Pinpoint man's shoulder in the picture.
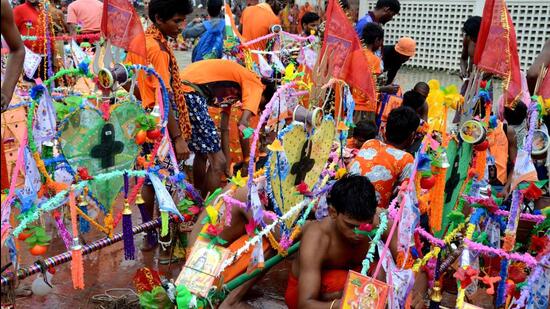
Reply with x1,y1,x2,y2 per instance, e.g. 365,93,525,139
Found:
301,219,331,247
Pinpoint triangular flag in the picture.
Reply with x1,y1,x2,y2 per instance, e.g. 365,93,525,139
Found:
101,0,146,64
474,0,522,106
321,0,377,105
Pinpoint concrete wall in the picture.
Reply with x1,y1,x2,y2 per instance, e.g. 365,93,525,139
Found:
359,0,550,72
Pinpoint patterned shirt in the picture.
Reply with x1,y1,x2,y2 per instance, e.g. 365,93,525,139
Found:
348,140,414,208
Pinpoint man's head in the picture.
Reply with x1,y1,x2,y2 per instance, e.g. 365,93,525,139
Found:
362,22,384,51
207,0,223,18
26,0,40,6
462,16,482,43
328,175,377,243
394,37,416,62
413,82,430,99
149,0,193,38
373,0,400,24
385,106,420,149
504,101,527,126
301,12,320,35
352,120,377,148
266,0,285,15
402,90,428,121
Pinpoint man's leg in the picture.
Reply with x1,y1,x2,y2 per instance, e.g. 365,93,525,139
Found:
140,184,157,251
204,150,227,196
193,153,208,196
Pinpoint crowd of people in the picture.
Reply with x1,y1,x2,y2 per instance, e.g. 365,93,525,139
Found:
1,0,549,308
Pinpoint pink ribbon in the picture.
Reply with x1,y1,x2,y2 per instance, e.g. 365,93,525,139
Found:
1,131,28,245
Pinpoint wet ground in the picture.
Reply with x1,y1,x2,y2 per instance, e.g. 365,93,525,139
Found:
2,52,477,308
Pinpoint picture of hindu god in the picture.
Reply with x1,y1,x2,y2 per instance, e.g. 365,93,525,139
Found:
325,36,351,76
461,121,483,143
532,130,549,154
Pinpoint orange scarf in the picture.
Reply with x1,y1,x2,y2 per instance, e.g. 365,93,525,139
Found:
145,25,191,140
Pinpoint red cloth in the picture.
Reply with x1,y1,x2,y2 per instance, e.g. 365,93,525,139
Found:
474,0,522,106
1,142,8,191
285,269,349,309
13,2,46,54
101,0,146,63
321,0,377,107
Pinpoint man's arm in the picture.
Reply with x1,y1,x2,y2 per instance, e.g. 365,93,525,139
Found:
527,39,550,95
1,0,25,112
66,5,78,35
182,18,206,39
459,39,469,79
220,110,231,176
297,225,336,309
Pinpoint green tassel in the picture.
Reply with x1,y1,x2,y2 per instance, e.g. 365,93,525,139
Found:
161,211,169,237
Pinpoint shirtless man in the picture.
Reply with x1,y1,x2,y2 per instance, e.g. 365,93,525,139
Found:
285,175,428,309
459,16,481,93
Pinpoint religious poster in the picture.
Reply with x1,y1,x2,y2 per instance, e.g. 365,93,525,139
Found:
341,271,389,309
175,239,230,297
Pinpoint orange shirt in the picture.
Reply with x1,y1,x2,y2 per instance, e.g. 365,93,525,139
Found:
352,48,381,112
348,140,414,208
127,36,172,108
240,3,280,51
13,2,46,54
180,59,265,114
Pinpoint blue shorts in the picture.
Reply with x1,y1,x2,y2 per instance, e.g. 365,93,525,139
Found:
185,93,221,154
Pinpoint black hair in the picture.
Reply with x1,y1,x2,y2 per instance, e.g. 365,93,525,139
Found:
148,0,193,23
207,0,223,17
353,120,378,141
385,106,420,145
374,0,401,13
362,22,384,45
463,16,482,42
327,175,377,221
413,82,430,97
504,101,528,126
260,79,277,110
301,12,320,27
402,90,426,112
339,0,350,10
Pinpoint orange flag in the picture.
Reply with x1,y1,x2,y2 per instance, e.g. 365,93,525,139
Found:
101,0,146,64
474,0,522,106
321,0,376,105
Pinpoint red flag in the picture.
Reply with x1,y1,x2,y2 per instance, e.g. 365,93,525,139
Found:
538,69,550,100
101,0,146,63
321,0,376,105
474,0,522,106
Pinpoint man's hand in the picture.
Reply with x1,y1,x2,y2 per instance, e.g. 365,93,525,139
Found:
409,272,428,309
459,69,469,80
380,84,399,95
174,136,190,161
1,92,10,113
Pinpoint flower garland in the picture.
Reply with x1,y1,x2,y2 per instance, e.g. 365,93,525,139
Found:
218,198,313,273
360,211,388,275
21,33,102,42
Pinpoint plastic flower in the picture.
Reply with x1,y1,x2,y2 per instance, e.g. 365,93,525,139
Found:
230,171,246,187
529,235,548,254
267,139,284,152
522,182,542,201
295,182,311,196
335,167,347,180
336,121,349,131
454,266,479,288
206,224,221,236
